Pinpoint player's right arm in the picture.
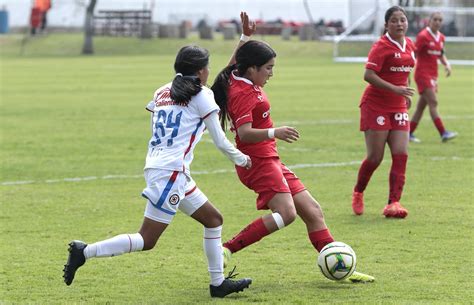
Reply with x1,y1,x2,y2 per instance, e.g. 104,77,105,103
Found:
227,11,256,66
237,123,299,144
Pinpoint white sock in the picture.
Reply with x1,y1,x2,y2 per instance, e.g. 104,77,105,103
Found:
203,226,225,286
83,233,144,259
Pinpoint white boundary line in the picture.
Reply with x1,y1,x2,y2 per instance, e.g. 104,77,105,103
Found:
1,157,471,187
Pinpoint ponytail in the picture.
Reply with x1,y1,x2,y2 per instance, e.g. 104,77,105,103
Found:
211,64,235,130
170,45,209,106
170,74,202,106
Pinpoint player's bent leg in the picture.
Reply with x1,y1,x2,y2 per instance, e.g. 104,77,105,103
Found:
292,191,326,232
223,193,294,256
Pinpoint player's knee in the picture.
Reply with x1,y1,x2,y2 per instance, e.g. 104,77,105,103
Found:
366,155,383,166
206,212,223,228
142,235,159,251
280,207,297,225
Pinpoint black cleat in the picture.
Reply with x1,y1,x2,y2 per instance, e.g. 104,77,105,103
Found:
63,240,87,286
210,266,252,298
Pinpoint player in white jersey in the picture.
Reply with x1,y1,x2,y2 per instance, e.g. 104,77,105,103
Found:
63,45,252,298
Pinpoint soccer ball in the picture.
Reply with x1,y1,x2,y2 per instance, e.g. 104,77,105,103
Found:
317,242,357,281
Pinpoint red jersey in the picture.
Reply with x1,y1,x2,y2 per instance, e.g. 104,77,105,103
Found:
227,71,278,158
415,27,445,78
360,33,416,112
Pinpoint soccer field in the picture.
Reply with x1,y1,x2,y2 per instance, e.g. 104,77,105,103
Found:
1,34,473,304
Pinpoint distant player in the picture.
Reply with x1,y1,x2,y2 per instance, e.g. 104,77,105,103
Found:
351,6,415,218
410,12,457,143
211,12,374,283
63,45,252,298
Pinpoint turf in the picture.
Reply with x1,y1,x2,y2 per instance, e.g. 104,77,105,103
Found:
1,33,473,304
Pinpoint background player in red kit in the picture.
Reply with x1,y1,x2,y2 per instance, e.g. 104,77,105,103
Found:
211,12,374,283
409,12,457,143
351,6,415,218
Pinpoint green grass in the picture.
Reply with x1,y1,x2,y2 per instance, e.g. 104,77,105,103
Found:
1,33,473,304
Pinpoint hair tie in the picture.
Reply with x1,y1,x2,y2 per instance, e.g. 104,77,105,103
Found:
176,73,183,77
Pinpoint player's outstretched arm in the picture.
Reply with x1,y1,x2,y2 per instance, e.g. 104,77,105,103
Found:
227,11,257,66
204,111,251,169
237,123,300,144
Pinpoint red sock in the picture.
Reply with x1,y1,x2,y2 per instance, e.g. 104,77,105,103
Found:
223,218,270,253
354,159,379,193
433,117,446,135
308,229,335,252
410,121,418,133
389,154,408,203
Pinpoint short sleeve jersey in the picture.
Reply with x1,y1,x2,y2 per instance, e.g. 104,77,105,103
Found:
360,33,416,112
144,84,219,174
227,71,278,158
415,27,445,78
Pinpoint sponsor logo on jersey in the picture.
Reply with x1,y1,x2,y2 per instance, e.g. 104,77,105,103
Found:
376,116,385,126
257,94,263,102
235,113,251,123
430,41,435,46
394,52,401,58
389,65,413,72
169,194,180,205
427,49,442,56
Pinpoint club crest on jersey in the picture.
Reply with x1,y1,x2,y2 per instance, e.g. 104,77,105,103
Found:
169,194,180,205
394,52,401,58
376,116,385,126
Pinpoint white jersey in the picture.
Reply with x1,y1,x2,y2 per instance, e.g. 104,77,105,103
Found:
144,83,219,174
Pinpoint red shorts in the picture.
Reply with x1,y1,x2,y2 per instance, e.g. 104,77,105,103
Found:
415,73,438,94
360,103,410,132
235,157,306,210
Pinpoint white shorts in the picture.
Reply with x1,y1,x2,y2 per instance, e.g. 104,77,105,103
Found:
142,169,208,224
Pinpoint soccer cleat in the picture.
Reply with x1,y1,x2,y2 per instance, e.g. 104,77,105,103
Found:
210,266,252,298
222,246,232,268
382,202,408,218
344,271,375,283
441,130,458,142
409,133,421,143
352,191,364,215
63,240,87,285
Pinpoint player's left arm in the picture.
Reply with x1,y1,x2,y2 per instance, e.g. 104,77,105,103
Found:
227,12,257,66
440,52,451,77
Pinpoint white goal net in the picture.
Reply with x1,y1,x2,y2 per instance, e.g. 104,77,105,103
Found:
333,0,474,65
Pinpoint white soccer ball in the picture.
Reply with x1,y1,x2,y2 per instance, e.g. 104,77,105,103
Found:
317,241,357,281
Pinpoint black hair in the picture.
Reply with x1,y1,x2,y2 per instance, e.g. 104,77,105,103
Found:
211,40,276,129
170,45,209,106
384,5,407,23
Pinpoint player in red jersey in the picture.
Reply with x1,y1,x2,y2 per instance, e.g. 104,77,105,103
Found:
211,12,374,283
351,6,415,218
410,12,457,143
